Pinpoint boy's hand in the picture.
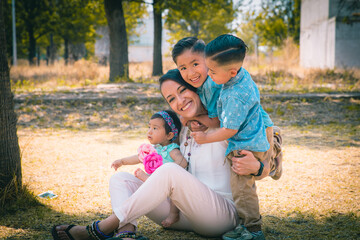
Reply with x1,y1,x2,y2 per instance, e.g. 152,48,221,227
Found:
111,159,123,171
189,120,208,132
190,131,208,144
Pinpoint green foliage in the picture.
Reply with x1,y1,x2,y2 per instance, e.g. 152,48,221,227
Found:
165,0,236,44
238,0,300,49
123,1,148,43
15,0,56,61
5,0,147,64
54,0,103,44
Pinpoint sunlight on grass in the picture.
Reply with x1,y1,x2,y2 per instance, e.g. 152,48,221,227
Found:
3,51,360,239
0,126,358,239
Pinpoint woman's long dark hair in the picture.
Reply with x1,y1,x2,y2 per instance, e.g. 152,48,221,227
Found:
159,69,197,93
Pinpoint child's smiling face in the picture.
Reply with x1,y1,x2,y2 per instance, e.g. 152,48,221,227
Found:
176,49,208,88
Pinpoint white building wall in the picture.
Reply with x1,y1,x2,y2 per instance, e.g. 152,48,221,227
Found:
300,0,360,69
300,0,331,68
128,46,152,62
300,0,329,29
300,16,335,68
95,11,171,63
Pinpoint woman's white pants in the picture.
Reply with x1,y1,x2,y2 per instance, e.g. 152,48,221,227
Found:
109,163,238,237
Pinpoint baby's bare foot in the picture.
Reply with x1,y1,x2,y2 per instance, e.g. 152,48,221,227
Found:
134,168,149,182
161,213,180,228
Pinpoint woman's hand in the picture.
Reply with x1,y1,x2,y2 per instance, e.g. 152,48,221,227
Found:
231,150,269,180
111,159,123,171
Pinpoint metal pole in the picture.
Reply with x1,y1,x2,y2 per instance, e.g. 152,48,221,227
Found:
12,0,17,66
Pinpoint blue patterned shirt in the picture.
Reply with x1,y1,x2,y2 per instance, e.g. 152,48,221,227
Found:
197,76,273,127
197,76,222,118
217,68,270,156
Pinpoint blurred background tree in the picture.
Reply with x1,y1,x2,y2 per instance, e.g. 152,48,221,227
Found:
4,0,302,81
237,0,300,52
165,0,236,44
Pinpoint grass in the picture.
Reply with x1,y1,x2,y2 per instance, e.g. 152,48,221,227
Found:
1,93,360,239
10,59,178,93
3,52,360,239
10,54,360,94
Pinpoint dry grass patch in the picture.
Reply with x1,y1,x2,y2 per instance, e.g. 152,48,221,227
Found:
0,124,359,239
10,59,177,93
10,57,360,94
2,84,360,239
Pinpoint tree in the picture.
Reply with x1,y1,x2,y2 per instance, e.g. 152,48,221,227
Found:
104,0,129,81
0,0,22,195
104,0,147,82
165,0,236,44
152,0,163,76
54,0,104,65
239,0,301,49
15,0,55,65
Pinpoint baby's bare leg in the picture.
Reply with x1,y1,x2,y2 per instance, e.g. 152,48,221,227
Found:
161,200,180,227
134,168,149,182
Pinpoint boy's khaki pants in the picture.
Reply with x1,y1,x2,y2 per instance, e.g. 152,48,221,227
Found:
226,127,277,232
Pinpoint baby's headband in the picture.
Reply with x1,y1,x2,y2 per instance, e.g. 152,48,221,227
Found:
157,111,178,141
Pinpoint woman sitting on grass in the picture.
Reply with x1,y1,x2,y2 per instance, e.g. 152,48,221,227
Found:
51,69,266,240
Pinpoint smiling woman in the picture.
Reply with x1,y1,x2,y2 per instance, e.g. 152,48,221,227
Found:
50,69,264,240
159,69,206,119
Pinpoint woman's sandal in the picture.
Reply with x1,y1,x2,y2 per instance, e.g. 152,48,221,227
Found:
51,221,116,240
51,222,148,240
51,224,77,240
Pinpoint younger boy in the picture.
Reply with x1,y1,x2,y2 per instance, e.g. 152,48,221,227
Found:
190,34,275,240
172,36,282,181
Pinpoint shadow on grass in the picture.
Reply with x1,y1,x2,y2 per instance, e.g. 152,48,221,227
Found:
0,186,102,240
1,187,359,240
0,186,215,240
263,211,360,240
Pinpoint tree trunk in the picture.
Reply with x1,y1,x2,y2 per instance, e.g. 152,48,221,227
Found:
104,0,129,82
36,46,40,66
49,33,56,65
152,0,163,76
28,27,36,65
64,37,69,65
0,0,22,193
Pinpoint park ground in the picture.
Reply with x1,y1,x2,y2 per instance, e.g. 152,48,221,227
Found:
1,62,360,239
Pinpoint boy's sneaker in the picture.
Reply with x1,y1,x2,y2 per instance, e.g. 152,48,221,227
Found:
222,225,253,240
271,126,283,180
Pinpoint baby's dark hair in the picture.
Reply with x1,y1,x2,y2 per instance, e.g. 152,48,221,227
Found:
205,34,248,66
172,37,206,64
151,110,182,140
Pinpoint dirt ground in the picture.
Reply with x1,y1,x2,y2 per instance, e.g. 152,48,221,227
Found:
1,87,360,239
